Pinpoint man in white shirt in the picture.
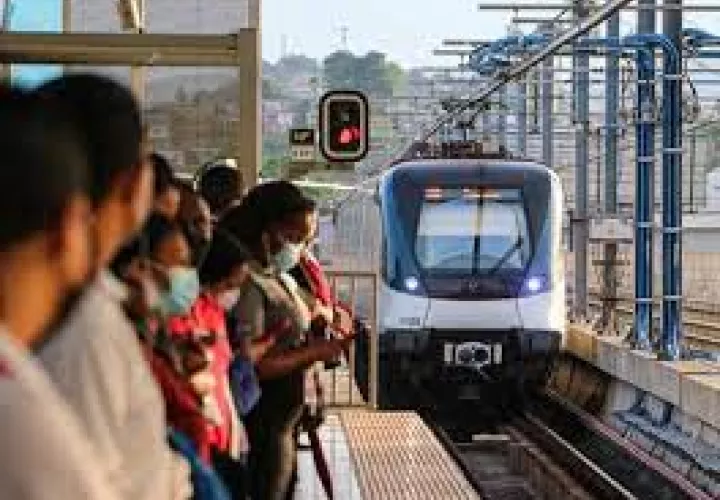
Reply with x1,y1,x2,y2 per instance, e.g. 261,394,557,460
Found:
0,86,121,499
36,74,191,500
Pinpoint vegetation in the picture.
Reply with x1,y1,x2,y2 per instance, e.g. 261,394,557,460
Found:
322,51,406,97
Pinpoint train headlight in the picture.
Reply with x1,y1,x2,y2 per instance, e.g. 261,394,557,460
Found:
404,276,420,292
525,276,544,293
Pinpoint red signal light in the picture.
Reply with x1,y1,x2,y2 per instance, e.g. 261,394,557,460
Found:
338,126,361,145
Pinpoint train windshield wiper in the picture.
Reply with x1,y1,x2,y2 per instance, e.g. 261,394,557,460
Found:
484,235,524,276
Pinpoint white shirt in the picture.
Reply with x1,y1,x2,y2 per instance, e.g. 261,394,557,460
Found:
39,270,190,500
0,328,121,500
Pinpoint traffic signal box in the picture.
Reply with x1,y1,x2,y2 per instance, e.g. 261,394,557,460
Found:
319,90,369,163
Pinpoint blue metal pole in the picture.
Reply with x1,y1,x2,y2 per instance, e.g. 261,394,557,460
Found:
632,0,656,349
624,33,683,359
633,48,655,350
660,36,683,360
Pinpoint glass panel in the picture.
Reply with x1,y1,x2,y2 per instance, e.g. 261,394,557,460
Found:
415,188,530,274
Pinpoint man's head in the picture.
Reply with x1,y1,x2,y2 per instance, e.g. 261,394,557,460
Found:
196,161,243,216
0,86,92,346
150,152,180,219
37,73,153,269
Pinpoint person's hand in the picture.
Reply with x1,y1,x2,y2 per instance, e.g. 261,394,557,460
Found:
189,369,216,395
310,337,346,363
332,307,354,337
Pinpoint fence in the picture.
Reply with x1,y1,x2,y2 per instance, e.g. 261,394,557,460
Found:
308,269,379,410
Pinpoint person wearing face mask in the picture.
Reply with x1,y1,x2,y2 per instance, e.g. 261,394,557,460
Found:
112,222,218,464
35,74,192,500
218,181,356,500
0,85,124,499
196,228,257,499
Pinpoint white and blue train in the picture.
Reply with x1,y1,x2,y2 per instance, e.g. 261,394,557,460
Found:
359,156,566,408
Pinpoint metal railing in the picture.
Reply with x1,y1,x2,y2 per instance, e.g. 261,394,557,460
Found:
307,269,379,410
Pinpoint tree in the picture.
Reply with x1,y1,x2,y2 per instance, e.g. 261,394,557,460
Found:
322,51,357,91
322,50,405,98
276,55,319,76
262,78,284,100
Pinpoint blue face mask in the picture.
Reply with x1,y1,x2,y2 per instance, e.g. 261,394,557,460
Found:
271,241,304,273
161,266,201,317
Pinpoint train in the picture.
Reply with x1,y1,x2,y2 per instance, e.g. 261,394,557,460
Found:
346,149,566,409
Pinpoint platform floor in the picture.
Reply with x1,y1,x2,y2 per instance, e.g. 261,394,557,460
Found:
295,411,478,500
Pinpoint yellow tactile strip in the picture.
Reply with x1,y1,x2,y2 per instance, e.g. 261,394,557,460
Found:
340,411,479,499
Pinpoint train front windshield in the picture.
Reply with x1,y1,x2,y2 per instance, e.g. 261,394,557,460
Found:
415,188,531,275
381,168,553,299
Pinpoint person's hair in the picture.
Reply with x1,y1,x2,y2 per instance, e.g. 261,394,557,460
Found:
111,213,183,275
150,152,176,197
198,228,252,286
36,73,143,205
138,213,185,259
197,164,242,215
217,180,316,252
0,85,89,251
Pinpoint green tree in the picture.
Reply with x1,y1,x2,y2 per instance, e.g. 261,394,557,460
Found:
322,50,405,98
262,78,285,100
322,51,357,91
276,55,319,76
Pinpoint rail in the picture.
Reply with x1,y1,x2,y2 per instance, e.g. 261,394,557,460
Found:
587,292,720,351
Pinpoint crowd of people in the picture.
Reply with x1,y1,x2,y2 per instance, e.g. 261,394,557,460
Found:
0,73,359,500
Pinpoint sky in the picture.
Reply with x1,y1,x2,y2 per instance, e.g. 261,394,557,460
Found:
261,0,512,67
8,0,62,86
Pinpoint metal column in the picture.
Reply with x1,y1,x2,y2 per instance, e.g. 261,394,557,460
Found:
573,0,591,319
518,77,528,156
602,12,620,332
634,0,656,349
482,108,492,141
661,0,683,360
499,84,507,150
541,56,553,168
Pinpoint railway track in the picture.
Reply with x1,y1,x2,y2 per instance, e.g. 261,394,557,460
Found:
426,391,711,499
588,294,720,351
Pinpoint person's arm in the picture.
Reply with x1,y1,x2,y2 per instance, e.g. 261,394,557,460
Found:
234,284,354,379
254,336,353,380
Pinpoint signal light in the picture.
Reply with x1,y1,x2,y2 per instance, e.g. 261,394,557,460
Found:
319,90,369,162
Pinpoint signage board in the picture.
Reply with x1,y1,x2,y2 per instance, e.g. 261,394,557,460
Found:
289,128,316,163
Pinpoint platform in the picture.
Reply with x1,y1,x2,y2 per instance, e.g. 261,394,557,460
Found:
565,323,720,430
295,411,478,499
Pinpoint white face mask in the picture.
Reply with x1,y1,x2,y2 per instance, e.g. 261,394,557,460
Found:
271,241,304,272
218,288,241,311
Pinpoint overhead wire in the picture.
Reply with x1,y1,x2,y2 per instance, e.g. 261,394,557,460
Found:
334,0,637,209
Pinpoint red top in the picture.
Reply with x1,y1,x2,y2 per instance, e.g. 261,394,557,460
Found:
299,253,334,307
139,342,215,463
166,294,234,454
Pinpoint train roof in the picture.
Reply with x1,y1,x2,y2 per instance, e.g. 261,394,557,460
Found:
382,158,554,184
